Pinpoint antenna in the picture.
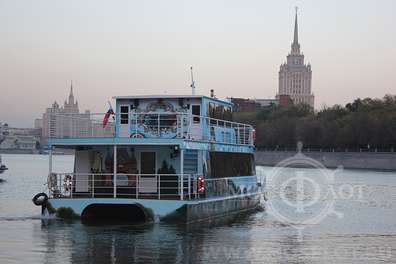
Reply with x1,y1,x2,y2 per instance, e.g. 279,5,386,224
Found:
190,66,196,95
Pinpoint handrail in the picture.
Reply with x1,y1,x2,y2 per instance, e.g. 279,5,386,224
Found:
48,173,259,201
46,112,254,146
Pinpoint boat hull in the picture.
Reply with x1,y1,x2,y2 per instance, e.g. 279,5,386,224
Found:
47,193,261,223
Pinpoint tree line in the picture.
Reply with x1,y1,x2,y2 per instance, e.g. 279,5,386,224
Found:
234,95,396,151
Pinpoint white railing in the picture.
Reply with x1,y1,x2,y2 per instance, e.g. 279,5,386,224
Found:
47,173,259,200
46,113,115,139
47,112,254,146
129,112,253,145
48,173,197,200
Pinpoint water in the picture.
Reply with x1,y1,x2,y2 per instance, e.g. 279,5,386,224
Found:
1,154,396,263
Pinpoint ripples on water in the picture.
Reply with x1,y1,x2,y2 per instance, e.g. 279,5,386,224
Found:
1,154,396,263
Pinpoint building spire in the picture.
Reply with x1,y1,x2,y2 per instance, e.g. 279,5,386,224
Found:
293,6,299,45
68,80,74,104
70,80,73,97
291,6,301,55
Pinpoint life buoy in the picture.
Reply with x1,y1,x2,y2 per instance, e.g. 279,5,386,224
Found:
197,176,205,193
63,175,72,192
32,192,48,206
130,133,144,138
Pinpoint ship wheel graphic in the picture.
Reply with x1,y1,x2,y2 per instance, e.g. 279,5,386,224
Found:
265,142,343,232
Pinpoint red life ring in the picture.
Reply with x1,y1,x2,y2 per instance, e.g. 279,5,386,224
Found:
197,176,205,193
63,175,72,192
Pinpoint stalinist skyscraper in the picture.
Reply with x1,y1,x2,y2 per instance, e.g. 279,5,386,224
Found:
278,8,314,108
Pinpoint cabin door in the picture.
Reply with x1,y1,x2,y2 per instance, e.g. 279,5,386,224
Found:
74,150,91,193
119,105,130,137
139,152,157,193
190,104,202,140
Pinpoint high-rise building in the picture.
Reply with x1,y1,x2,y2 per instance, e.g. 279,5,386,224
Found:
42,82,91,143
278,8,314,108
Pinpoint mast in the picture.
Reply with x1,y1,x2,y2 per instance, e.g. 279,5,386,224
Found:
190,66,196,95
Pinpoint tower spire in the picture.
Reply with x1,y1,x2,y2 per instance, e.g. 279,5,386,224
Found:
70,80,73,96
293,6,299,45
291,6,301,55
68,80,74,104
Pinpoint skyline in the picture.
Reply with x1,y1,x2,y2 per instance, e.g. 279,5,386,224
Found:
0,0,395,127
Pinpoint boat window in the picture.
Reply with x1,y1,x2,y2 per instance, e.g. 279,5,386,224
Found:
116,147,137,174
208,103,215,118
223,106,233,122
184,149,198,174
120,106,129,124
192,105,200,123
208,103,217,125
209,152,255,178
207,104,233,122
215,105,224,125
120,106,129,113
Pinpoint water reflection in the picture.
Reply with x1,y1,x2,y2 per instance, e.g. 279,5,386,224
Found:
39,213,257,264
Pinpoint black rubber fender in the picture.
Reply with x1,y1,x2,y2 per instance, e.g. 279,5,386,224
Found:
32,192,48,206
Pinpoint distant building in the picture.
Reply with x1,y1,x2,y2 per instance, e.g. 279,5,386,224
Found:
278,94,294,107
278,8,314,108
0,123,8,145
230,98,261,112
42,82,91,144
254,99,279,108
0,123,41,151
0,135,38,150
230,98,281,112
34,118,43,129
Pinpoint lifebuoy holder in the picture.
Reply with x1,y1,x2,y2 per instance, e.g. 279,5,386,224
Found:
63,175,72,192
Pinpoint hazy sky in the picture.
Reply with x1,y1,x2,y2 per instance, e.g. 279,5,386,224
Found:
0,0,395,127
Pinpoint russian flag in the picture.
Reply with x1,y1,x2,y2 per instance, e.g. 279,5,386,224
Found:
103,102,115,128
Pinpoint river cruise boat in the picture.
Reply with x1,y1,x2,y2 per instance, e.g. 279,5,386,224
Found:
35,95,261,222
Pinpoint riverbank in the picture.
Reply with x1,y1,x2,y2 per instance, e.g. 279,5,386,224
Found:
254,151,396,171
0,149,74,155
0,149,40,154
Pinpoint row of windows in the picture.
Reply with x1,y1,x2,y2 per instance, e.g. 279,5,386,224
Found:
208,152,255,178
119,103,233,125
208,103,233,122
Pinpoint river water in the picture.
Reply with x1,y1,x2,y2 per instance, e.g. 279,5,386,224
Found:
0,154,396,263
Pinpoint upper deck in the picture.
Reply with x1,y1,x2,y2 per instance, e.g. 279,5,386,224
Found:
47,95,254,152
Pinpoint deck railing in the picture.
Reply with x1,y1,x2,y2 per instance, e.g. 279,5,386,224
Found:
129,112,253,145
46,112,254,146
45,113,116,139
47,173,259,200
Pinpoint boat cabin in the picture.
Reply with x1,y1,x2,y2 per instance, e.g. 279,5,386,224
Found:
47,95,256,201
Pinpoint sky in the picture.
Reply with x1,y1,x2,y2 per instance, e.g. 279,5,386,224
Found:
0,0,395,127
